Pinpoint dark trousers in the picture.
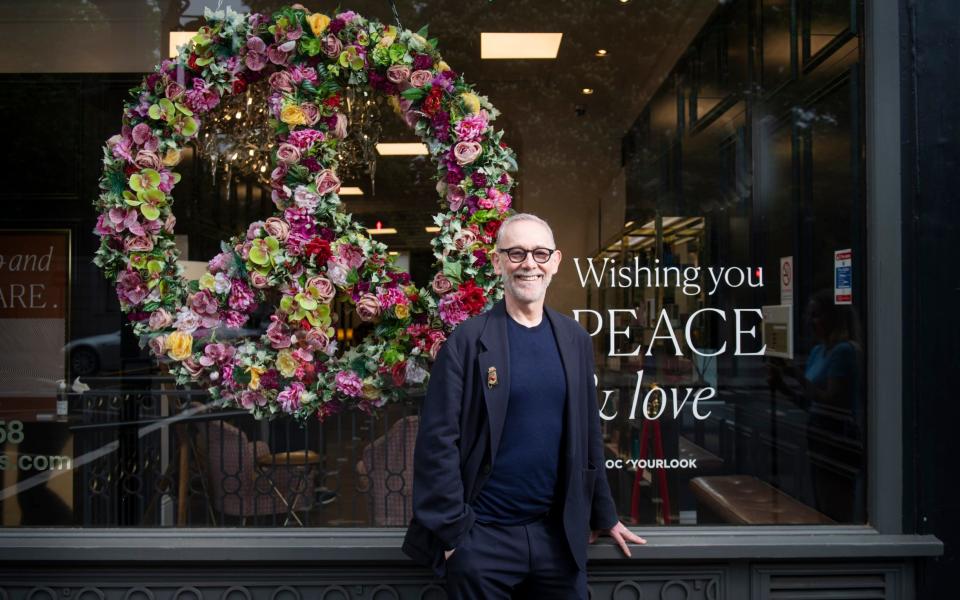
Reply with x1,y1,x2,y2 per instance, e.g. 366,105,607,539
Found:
444,515,587,599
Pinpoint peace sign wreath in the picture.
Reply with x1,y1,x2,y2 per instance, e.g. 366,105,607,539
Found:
94,5,515,421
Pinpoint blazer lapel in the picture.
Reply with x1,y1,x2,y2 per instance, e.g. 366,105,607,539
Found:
546,306,580,466
478,301,511,464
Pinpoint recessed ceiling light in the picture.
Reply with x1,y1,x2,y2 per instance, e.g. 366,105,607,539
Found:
581,88,595,95
369,220,397,235
168,31,197,58
618,0,631,4
388,251,399,256
481,32,563,59
595,49,608,57
339,186,364,196
425,226,441,233
376,142,429,156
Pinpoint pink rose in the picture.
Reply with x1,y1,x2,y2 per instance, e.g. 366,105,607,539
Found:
330,113,348,139
488,188,512,211
477,196,495,210
165,82,185,100
148,335,167,357
356,293,381,322
268,71,296,92
264,217,290,241
322,34,342,58
124,236,154,252
454,229,478,252
276,143,301,164
431,272,453,295
148,308,173,330
249,271,270,288
301,102,320,125
306,276,336,303
315,169,341,196
447,186,466,211
453,141,482,165
409,70,432,87
182,358,204,377
386,65,411,83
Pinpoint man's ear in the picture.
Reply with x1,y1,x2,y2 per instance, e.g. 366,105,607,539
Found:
491,249,502,275
552,249,562,270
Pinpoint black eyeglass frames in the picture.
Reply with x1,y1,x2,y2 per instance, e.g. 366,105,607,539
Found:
497,247,556,264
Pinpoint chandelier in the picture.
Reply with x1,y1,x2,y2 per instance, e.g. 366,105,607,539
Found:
193,79,384,192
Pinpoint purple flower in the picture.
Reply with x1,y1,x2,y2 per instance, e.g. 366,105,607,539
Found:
184,78,220,113
455,112,489,143
224,310,248,328
431,110,451,142
438,294,469,327
335,370,363,397
413,53,433,71
116,269,149,307
329,18,346,34
266,315,292,349
471,172,487,188
277,382,305,413
228,279,255,312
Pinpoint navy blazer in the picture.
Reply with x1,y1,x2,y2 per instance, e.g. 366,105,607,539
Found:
402,300,619,577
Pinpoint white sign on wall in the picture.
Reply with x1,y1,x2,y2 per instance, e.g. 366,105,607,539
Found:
834,249,852,305
780,256,793,305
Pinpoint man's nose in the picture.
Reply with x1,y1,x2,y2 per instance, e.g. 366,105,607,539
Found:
520,252,538,268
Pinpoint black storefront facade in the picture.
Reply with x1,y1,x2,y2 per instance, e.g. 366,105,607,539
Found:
0,0,956,597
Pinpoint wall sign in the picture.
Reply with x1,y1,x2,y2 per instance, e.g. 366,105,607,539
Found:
834,249,852,305
0,229,70,421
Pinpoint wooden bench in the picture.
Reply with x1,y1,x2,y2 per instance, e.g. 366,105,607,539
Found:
689,475,834,525
678,437,724,472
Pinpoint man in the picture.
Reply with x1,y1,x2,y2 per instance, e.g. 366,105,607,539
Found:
402,213,646,598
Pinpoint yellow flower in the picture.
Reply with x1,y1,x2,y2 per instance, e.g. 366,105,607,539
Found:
280,104,307,126
388,96,402,116
276,349,298,378
362,381,380,400
306,13,330,37
162,147,182,167
166,331,193,361
437,60,451,72
198,272,216,291
247,365,264,390
394,303,410,320
461,92,481,114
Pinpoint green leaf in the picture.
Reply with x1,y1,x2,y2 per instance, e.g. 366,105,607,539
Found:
401,87,427,101
443,259,462,282
233,368,251,387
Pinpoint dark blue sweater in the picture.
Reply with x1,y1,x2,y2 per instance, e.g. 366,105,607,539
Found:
471,313,567,525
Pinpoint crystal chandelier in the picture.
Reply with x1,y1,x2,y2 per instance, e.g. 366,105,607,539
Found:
193,79,384,191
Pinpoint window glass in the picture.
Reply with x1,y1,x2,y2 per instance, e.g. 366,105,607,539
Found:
0,0,865,527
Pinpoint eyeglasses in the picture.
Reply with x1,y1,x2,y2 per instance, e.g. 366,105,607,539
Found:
498,247,556,264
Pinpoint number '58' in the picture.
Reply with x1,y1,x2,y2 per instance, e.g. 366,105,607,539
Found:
0,420,24,444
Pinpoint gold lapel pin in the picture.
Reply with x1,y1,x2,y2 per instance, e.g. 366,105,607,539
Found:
487,366,498,389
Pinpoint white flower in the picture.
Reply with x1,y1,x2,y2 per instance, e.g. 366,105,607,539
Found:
214,272,232,294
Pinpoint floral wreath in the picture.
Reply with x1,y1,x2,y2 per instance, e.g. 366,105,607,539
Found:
94,5,515,421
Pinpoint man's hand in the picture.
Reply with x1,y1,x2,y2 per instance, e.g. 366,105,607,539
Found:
589,521,647,557
444,548,456,560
